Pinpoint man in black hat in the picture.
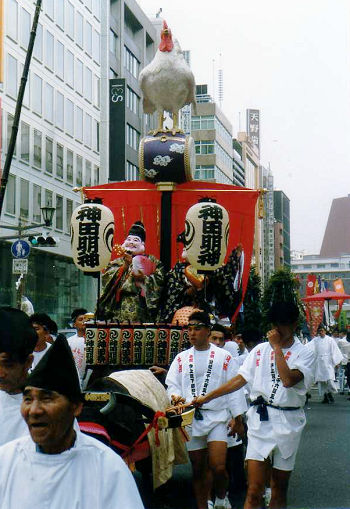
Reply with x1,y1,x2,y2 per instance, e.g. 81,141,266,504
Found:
0,307,37,445
0,335,144,509
99,220,164,322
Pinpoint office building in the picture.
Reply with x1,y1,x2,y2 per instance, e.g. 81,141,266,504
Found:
274,190,291,269
320,195,350,257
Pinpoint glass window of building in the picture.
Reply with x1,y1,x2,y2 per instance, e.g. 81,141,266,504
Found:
55,195,63,230
21,122,30,162
66,150,74,184
109,68,118,79
195,140,214,155
45,189,53,208
85,22,92,55
126,87,139,115
45,0,54,19
56,40,64,79
56,143,64,179
84,114,92,147
45,83,54,123
45,31,54,70
56,91,64,129
76,106,83,141
66,199,73,233
7,0,18,41
7,54,17,98
76,155,83,186
20,179,29,219
7,114,16,156
56,1,64,29
32,74,42,115
93,75,100,108
92,0,101,19
110,29,118,56
93,165,99,185
94,120,100,152
33,23,43,61
66,50,74,88
5,174,16,215
20,63,30,107
20,7,31,49
194,165,215,180
85,0,92,11
124,46,139,78
65,99,74,136
33,129,42,168
126,124,140,150
76,11,83,48
126,161,138,180
33,185,42,223
75,59,83,95
85,160,91,186
93,30,100,64
66,2,74,39
84,67,92,102
45,137,53,174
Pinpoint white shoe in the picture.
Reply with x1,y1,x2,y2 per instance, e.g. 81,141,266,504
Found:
264,487,272,506
208,501,214,509
214,495,232,509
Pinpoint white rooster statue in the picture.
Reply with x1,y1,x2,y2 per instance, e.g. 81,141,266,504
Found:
139,20,196,134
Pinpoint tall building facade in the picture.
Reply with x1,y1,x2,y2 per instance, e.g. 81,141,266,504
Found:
261,165,275,284
320,195,350,257
273,190,291,269
0,0,102,323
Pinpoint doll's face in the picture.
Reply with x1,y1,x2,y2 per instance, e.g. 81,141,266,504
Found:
122,235,145,255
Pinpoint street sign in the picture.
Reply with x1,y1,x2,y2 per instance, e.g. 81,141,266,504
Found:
12,258,28,274
11,239,31,258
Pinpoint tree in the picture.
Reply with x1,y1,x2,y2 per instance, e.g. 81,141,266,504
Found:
237,266,263,341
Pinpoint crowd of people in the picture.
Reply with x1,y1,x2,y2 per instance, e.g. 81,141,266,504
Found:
0,302,349,509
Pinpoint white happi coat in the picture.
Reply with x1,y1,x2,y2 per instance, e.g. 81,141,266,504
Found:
166,344,247,437
238,340,315,459
0,430,144,509
0,391,28,446
306,335,343,382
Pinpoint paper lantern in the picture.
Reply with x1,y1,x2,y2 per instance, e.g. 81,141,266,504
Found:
71,202,115,272
184,200,229,272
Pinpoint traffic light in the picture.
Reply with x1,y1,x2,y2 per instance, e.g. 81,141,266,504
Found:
28,235,58,247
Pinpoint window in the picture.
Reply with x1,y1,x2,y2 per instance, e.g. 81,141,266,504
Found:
92,0,101,19
85,161,91,186
7,0,18,41
195,140,214,155
45,83,54,123
126,161,138,181
55,195,63,230
76,155,83,186
109,68,118,79
93,166,99,185
93,120,100,152
76,11,83,48
93,30,100,64
56,144,64,178
20,179,29,219
45,137,53,174
85,22,92,55
84,67,92,102
66,50,74,88
21,122,30,162
56,40,64,79
33,130,42,168
33,23,43,61
7,114,16,156
126,124,140,150
32,74,42,115
85,0,92,11
45,189,53,208
126,87,139,115
56,1,64,29
45,31,54,70
124,46,139,78
65,99,74,136
84,113,92,147
66,2,74,39
5,174,16,215
110,29,118,56
191,115,215,130
75,60,83,95
75,107,83,141
194,165,215,180
7,54,17,98
93,75,100,108
45,0,54,19
33,185,42,223
20,8,31,49
66,199,73,233
67,150,73,184
56,91,64,129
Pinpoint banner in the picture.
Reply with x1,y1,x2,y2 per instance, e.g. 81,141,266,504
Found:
306,274,316,296
333,278,345,320
304,300,324,338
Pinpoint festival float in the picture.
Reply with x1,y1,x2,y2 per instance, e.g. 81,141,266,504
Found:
70,21,263,487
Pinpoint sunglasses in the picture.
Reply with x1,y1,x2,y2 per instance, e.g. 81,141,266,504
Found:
187,323,208,331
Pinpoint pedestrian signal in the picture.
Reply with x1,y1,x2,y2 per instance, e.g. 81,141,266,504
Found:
28,235,58,247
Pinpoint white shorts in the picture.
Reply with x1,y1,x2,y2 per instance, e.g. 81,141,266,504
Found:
246,441,297,471
186,422,228,452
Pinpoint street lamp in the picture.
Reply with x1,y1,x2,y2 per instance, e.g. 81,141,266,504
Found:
41,206,56,227
0,207,56,240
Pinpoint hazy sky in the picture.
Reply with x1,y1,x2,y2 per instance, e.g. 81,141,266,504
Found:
137,0,350,254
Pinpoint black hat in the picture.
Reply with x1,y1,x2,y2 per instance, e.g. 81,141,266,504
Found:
25,334,82,402
0,307,37,361
128,221,146,242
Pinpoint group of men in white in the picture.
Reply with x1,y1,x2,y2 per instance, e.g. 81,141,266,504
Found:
0,302,348,509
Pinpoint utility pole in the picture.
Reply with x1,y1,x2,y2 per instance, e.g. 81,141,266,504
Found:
0,0,42,217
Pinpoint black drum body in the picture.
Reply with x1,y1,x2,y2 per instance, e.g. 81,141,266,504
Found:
139,131,195,183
